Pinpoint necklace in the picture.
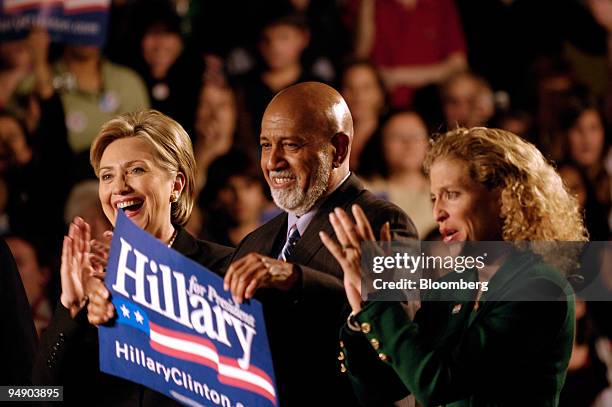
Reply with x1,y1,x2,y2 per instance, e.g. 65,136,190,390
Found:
167,228,178,248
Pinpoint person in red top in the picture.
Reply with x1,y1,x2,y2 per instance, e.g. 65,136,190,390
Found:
353,0,468,108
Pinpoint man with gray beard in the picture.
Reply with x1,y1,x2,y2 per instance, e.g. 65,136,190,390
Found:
223,82,417,406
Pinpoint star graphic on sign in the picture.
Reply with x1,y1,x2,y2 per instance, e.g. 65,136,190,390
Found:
134,310,144,324
120,304,130,318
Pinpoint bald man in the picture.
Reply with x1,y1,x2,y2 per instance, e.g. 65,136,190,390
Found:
224,82,417,406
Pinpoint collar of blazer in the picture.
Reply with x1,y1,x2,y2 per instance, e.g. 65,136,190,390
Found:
467,248,543,321
171,226,200,258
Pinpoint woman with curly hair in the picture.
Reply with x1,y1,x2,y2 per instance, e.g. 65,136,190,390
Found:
320,127,588,406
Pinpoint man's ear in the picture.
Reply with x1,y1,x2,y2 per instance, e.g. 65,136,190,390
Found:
330,132,350,168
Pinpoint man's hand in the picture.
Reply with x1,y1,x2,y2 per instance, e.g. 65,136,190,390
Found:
224,254,301,303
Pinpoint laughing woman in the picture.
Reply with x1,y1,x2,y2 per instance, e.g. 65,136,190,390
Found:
32,110,233,405
321,127,588,406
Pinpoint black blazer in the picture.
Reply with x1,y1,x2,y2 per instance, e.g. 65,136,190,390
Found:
0,238,37,385
228,174,418,406
32,228,233,406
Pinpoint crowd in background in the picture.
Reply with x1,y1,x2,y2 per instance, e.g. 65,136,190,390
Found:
1,0,611,405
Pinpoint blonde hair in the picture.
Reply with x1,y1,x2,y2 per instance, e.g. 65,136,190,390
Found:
424,127,588,272
90,110,196,225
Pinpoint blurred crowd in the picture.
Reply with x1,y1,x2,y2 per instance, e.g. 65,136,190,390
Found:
1,0,611,405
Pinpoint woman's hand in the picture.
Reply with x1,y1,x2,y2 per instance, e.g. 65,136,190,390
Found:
87,230,115,326
87,278,115,326
319,205,391,314
90,230,113,279
59,217,93,318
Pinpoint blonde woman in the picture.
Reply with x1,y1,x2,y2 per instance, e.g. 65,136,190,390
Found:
321,127,588,406
33,110,233,405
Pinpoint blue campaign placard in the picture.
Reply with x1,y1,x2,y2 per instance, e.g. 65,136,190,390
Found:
99,211,278,407
0,0,110,45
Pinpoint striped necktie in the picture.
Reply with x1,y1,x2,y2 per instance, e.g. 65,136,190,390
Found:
279,225,301,261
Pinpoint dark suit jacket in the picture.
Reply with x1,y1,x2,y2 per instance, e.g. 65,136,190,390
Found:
0,238,37,385
341,249,575,407
32,228,233,406
228,174,417,406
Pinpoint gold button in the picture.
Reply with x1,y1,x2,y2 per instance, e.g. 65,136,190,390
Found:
338,352,345,361
340,363,347,373
360,322,371,334
339,340,344,348
378,353,388,362
370,338,380,350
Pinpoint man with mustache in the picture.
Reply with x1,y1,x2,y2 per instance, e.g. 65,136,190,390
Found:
224,81,417,406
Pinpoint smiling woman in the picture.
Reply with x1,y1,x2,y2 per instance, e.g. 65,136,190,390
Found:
90,112,194,244
32,110,234,406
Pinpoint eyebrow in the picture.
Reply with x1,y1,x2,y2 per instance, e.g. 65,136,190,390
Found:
98,160,148,171
259,135,307,143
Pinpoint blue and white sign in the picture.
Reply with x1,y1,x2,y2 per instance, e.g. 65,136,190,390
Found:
0,0,110,45
99,211,278,407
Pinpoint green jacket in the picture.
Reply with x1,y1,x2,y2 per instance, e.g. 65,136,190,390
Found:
340,250,575,407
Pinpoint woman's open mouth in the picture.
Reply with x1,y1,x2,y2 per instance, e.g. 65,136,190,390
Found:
442,229,460,243
116,199,144,217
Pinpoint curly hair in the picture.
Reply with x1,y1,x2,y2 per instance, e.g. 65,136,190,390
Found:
424,127,588,273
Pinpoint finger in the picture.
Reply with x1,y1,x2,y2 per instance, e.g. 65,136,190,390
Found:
90,254,108,267
329,212,350,247
231,259,264,303
87,279,110,300
380,222,391,242
71,220,83,256
319,231,347,265
69,223,83,264
334,207,361,249
352,204,376,241
90,269,107,279
60,236,72,290
93,237,111,253
224,255,253,291
380,222,392,255
321,232,362,290
88,301,115,325
81,220,91,254
103,230,113,243
244,268,269,299
231,258,266,303
90,251,108,269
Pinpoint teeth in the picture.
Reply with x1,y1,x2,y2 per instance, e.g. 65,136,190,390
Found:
116,200,141,209
273,177,293,185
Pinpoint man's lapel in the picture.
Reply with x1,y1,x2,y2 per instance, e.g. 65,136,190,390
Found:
260,213,289,258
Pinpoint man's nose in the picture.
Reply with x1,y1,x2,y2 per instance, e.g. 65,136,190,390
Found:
264,144,286,171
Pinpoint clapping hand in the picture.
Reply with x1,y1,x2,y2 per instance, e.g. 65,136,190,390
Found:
86,231,115,326
319,205,390,314
59,217,93,318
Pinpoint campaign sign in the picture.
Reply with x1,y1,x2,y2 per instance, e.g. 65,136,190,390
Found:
0,0,110,45
99,211,277,407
